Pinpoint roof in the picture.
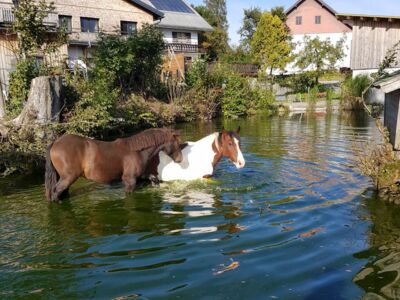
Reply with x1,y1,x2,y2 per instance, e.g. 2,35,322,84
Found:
128,0,164,19
336,13,400,21
373,70,400,94
143,0,213,32
285,0,337,16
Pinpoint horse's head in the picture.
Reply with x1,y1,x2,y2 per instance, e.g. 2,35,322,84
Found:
217,127,245,169
161,131,183,163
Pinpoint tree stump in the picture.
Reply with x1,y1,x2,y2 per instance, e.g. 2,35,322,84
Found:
13,76,63,127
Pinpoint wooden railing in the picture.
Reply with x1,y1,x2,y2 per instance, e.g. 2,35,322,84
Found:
0,5,58,26
166,43,204,53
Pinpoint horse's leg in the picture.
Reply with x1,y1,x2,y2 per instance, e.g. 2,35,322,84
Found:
149,174,160,186
122,174,137,193
52,175,77,202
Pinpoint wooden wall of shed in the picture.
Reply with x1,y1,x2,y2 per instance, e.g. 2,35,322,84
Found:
351,20,400,70
384,89,400,150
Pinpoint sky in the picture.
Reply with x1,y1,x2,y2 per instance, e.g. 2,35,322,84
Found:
187,0,400,45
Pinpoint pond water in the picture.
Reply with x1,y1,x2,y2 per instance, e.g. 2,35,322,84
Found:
1,112,399,299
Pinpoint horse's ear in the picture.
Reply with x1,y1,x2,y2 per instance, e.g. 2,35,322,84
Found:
236,126,241,134
221,127,227,134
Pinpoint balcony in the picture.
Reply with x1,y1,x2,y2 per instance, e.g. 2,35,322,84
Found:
166,43,204,54
0,4,58,26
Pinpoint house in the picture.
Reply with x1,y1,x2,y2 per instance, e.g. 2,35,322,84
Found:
336,14,400,77
143,0,213,79
0,0,212,98
284,0,352,74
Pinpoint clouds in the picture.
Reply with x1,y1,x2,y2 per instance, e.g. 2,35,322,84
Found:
187,0,400,45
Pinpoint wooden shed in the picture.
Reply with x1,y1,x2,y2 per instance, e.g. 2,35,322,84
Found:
374,71,400,149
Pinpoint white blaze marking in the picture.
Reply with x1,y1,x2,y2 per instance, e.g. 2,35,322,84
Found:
233,137,245,169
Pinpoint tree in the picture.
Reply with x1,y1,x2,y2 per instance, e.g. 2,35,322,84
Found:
194,5,229,61
204,0,228,30
6,0,67,117
295,36,345,85
238,7,262,51
270,6,290,34
250,12,292,80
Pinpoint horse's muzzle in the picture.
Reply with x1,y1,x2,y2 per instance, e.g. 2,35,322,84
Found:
234,159,245,169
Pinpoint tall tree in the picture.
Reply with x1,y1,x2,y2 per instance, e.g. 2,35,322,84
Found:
194,5,229,61
238,7,262,51
295,36,345,85
251,12,292,79
204,0,228,30
270,6,290,34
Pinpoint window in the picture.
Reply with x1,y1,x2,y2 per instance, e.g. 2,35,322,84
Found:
121,21,137,35
80,17,99,33
296,16,302,25
315,16,321,24
172,32,191,44
59,15,72,33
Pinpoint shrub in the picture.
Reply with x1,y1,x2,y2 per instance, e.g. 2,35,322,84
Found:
63,69,120,137
342,75,371,98
222,73,252,118
341,75,371,110
94,24,165,98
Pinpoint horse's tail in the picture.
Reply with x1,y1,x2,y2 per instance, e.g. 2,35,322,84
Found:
45,143,58,201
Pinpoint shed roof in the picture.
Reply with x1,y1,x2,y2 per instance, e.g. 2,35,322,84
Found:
373,71,400,94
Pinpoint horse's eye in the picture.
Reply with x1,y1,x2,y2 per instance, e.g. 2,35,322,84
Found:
229,142,233,146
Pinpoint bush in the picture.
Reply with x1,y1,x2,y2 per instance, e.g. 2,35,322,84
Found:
222,73,252,118
94,24,165,98
279,71,317,93
341,75,371,111
63,69,120,137
342,75,371,98
7,59,39,117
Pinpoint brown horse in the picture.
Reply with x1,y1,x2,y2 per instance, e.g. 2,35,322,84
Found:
45,128,183,201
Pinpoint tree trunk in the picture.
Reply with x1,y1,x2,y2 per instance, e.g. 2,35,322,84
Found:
13,76,63,127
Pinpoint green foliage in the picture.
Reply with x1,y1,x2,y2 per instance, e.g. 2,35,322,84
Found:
238,7,262,51
374,41,400,80
7,59,38,117
63,70,120,137
204,0,228,30
222,46,253,64
194,5,229,61
185,58,228,90
222,73,252,118
94,24,165,98
12,0,67,59
295,36,345,85
250,12,292,78
342,75,371,98
279,72,317,93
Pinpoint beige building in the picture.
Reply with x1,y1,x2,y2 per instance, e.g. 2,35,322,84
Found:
0,0,211,98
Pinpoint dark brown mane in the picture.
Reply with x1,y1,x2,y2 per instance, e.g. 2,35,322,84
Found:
123,128,179,151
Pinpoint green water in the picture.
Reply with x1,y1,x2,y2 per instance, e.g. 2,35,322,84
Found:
0,112,397,299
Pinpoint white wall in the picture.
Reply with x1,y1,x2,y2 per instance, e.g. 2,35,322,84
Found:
282,32,352,75
161,29,198,45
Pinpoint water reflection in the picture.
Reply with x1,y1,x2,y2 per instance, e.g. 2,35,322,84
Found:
354,192,400,299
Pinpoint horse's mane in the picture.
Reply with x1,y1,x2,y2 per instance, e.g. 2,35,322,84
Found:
123,128,179,151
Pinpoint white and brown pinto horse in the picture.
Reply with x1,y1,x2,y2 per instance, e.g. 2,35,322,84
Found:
146,127,245,182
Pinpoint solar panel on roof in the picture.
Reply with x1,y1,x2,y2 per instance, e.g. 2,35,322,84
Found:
150,0,194,13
